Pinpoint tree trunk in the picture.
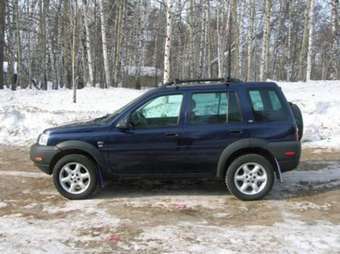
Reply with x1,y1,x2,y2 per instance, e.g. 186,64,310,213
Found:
72,0,78,103
0,0,5,89
306,0,314,81
259,0,272,81
82,0,94,87
246,0,255,81
330,0,339,79
14,0,22,88
163,0,173,83
231,0,240,79
98,0,111,88
298,0,311,81
286,0,292,81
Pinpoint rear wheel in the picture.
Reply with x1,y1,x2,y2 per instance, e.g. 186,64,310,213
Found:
53,154,97,200
225,154,274,201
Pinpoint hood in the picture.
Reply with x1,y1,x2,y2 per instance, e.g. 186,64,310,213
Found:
45,118,111,134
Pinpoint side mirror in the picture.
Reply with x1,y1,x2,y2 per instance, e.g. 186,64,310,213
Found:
116,116,132,130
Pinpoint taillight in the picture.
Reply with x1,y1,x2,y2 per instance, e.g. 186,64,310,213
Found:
285,151,296,157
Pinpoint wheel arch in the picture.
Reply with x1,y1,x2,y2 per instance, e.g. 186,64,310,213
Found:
50,141,107,180
216,139,278,178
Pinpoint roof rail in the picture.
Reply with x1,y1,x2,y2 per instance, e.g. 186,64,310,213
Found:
162,78,243,87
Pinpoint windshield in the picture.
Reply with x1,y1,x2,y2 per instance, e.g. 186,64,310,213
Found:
92,95,144,123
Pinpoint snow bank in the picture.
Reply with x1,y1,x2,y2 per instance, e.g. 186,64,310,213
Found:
278,80,340,148
0,80,339,148
0,87,144,145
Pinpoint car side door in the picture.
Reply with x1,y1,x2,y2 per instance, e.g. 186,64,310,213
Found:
179,88,248,176
101,92,185,176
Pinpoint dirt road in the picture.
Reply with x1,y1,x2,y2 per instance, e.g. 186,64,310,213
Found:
0,146,340,253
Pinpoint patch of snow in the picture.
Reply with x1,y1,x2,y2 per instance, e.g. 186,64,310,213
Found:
0,87,144,145
278,80,340,148
0,202,7,209
0,170,49,178
133,217,340,254
0,201,120,253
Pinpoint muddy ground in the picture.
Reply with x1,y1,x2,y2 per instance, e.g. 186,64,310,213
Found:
0,146,340,253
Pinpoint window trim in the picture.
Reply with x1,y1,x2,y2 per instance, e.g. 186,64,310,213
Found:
130,93,184,129
187,90,243,126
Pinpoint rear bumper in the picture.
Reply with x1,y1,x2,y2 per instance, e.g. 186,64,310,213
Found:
30,144,60,174
268,141,301,172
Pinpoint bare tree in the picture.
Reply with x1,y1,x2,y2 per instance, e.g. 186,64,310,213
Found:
260,0,272,81
163,0,173,83
98,0,111,88
246,0,256,81
306,0,315,81
0,0,5,89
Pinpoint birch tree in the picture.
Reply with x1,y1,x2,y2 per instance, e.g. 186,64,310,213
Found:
0,0,5,89
259,0,272,81
163,0,173,83
98,0,111,88
298,0,311,81
306,0,314,81
82,0,94,87
330,0,339,79
246,0,256,81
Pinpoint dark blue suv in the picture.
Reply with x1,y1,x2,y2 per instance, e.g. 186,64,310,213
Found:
30,80,302,200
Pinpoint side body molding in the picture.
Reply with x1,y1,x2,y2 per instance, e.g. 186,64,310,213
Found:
216,138,275,178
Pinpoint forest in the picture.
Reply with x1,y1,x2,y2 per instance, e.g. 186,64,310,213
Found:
0,0,339,91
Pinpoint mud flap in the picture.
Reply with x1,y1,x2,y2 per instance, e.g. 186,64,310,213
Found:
96,167,106,188
274,158,283,183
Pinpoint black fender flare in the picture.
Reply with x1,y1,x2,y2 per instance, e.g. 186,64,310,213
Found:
216,138,277,178
55,140,106,172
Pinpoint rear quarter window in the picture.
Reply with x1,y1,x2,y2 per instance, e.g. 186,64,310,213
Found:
248,88,288,122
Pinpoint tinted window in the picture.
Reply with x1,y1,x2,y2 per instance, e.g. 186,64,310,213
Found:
131,94,183,128
248,88,288,122
189,92,242,124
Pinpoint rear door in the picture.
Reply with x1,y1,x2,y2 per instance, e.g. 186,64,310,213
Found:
246,87,296,141
179,88,247,176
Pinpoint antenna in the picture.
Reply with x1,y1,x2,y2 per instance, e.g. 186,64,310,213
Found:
227,3,232,82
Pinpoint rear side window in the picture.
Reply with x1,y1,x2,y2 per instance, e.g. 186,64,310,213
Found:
189,91,242,124
248,88,288,122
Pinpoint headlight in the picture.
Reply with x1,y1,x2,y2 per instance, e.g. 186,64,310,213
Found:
38,133,49,146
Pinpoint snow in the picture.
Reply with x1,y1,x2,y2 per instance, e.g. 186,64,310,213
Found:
0,80,339,148
278,80,340,148
0,87,144,145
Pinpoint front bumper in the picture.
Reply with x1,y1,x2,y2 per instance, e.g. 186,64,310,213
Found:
30,144,60,174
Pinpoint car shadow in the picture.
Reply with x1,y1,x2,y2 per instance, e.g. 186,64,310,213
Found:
95,173,340,201
96,178,229,199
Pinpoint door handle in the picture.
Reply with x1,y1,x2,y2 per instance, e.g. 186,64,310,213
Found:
229,130,243,134
165,133,179,137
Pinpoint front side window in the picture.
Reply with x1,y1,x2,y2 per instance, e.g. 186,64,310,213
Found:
248,88,288,122
189,92,242,124
130,94,183,128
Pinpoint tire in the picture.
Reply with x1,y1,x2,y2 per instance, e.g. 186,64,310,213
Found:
289,102,304,140
225,154,274,201
53,154,98,200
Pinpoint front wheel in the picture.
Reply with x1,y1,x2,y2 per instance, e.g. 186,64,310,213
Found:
225,154,274,201
53,154,98,200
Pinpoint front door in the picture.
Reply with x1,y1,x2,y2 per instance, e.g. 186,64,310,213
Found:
103,93,185,175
